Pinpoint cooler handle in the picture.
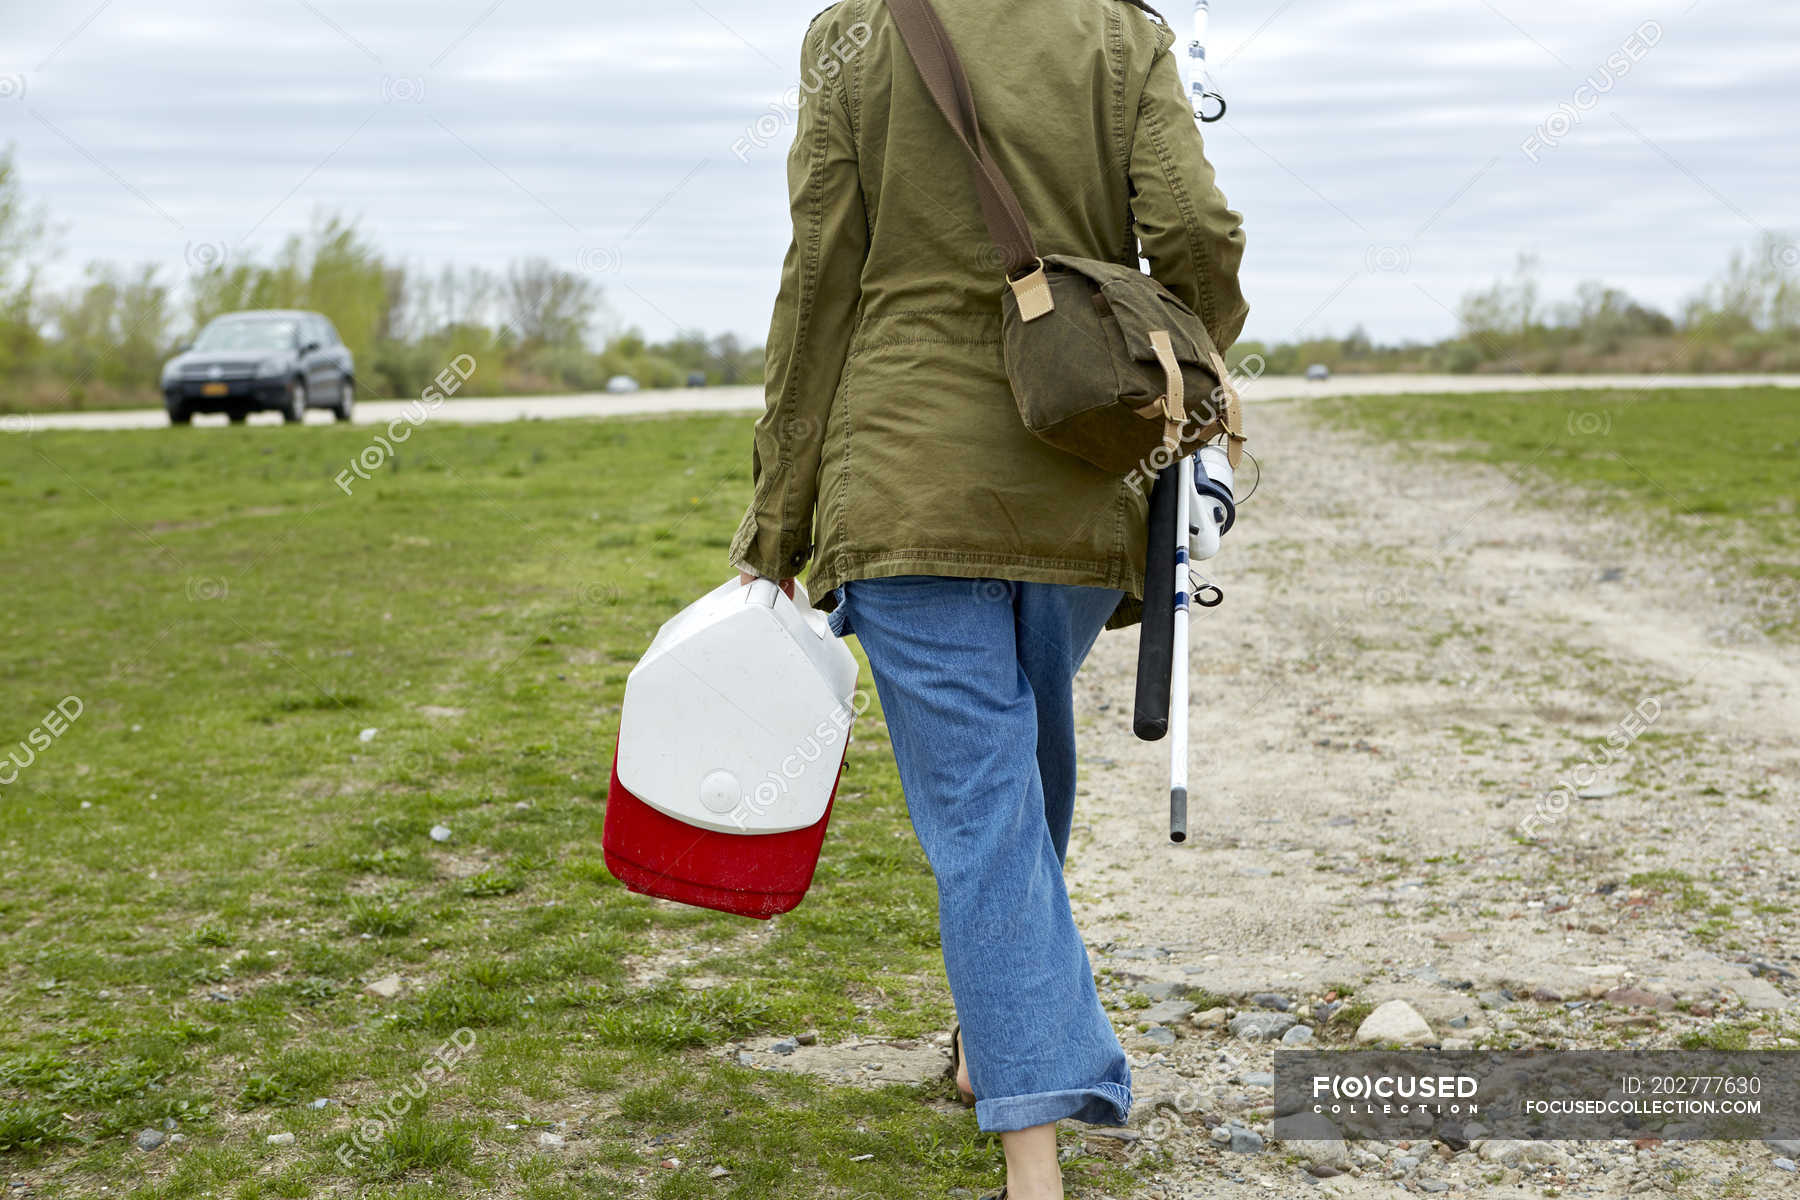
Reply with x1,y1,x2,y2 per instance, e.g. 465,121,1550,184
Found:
744,576,830,640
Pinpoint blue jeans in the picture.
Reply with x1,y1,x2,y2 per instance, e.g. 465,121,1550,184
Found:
829,576,1131,1132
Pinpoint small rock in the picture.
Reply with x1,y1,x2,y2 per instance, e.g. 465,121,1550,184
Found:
266,1132,294,1146
1251,992,1291,1011
1113,946,1171,960
795,1029,819,1046
735,1051,754,1067
1227,1127,1264,1154
538,1132,566,1149
1142,1026,1176,1046
1143,1000,1196,1024
364,973,403,999
1281,1024,1314,1045
1229,1011,1296,1041
1604,986,1674,1010
1440,1037,1473,1052
1419,1181,1451,1193
1243,1071,1273,1088
1210,1126,1231,1146
359,727,379,742
308,1097,332,1109
1768,1139,1800,1157
1478,1139,1568,1166
709,1165,730,1178
429,824,453,843
1280,1112,1351,1170
1191,1007,1229,1029
659,1157,681,1169
169,1133,185,1144
135,1129,167,1152
1576,782,1618,799
770,1038,799,1056
1774,1158,1797,1173
1355,1000,1435,1046
1393,1155,1420,1172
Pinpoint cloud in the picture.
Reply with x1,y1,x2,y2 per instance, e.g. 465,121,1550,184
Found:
2,0,1790,346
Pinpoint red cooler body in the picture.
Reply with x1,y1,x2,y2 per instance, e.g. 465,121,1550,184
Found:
603,578,859,919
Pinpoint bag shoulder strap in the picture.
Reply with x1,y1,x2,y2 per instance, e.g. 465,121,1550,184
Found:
884,0,1038,278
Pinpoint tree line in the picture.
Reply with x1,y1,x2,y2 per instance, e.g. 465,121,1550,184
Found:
2,145,1795,412
1230,239,1799,377
0,147,762,412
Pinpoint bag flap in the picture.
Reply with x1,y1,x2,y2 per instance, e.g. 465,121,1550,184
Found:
1096,277,1208,365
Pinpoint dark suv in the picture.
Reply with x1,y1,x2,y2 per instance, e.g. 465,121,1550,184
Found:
160,310,355,425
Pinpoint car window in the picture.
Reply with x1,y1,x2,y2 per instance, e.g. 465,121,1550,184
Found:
193,320,300,352
319,318,342,346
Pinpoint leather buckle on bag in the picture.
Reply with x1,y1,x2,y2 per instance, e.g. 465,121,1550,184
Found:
1008,259,1054,322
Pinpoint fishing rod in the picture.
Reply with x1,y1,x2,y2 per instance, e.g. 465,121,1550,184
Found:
1131,0,1233,844
1188,0,1228,124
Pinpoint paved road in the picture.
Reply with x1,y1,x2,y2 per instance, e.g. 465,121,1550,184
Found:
8,373,1799,432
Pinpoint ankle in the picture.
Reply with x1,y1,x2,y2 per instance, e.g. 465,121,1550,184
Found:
1000,1123,1063,1200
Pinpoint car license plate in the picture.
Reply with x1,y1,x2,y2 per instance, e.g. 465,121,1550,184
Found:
201,382,230,397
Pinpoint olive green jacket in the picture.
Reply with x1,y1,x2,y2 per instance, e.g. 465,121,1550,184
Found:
729,0,1248,626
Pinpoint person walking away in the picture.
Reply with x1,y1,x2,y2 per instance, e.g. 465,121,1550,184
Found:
732,0,1247,1194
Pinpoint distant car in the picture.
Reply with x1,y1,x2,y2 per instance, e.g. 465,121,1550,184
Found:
1305,363,1331,382
160,310,354,425
685,370,707,388
605,375,640,394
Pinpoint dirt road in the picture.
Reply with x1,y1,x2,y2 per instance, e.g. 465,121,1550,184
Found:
1057,396,1800,1196
728,393,1798,1197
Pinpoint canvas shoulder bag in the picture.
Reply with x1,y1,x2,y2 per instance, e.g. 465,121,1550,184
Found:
884,0,1246,474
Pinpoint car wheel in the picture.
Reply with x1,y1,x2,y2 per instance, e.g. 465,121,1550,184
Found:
168,406,192,426
334,379,354,422
283,380,308,425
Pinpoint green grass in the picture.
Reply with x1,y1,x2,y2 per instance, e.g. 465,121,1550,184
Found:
1317,387,1800,636
0,416,1138,1197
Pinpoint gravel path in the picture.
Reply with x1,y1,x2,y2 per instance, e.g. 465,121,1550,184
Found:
720,393,1796,1196
1060,397,1799,1197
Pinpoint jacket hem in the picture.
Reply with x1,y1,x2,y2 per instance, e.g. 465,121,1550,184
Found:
807,551,1146,629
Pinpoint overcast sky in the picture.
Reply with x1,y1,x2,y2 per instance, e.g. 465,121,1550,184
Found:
1,0,1793,347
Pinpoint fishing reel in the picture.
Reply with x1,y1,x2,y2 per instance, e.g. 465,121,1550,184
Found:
1186,443,1238,608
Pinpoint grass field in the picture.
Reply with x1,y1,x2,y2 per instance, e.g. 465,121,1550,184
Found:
0,416,1148,1198
2,386,1794,1197
1318,386,1800,636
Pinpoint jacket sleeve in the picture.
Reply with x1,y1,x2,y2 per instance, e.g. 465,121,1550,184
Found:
729,16,868,580
1126,43,1249,352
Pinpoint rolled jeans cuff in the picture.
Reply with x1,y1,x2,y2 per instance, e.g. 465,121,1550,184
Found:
975,1081,1132,1133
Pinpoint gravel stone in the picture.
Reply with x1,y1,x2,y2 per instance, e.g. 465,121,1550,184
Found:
1228,1011,1296,1041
